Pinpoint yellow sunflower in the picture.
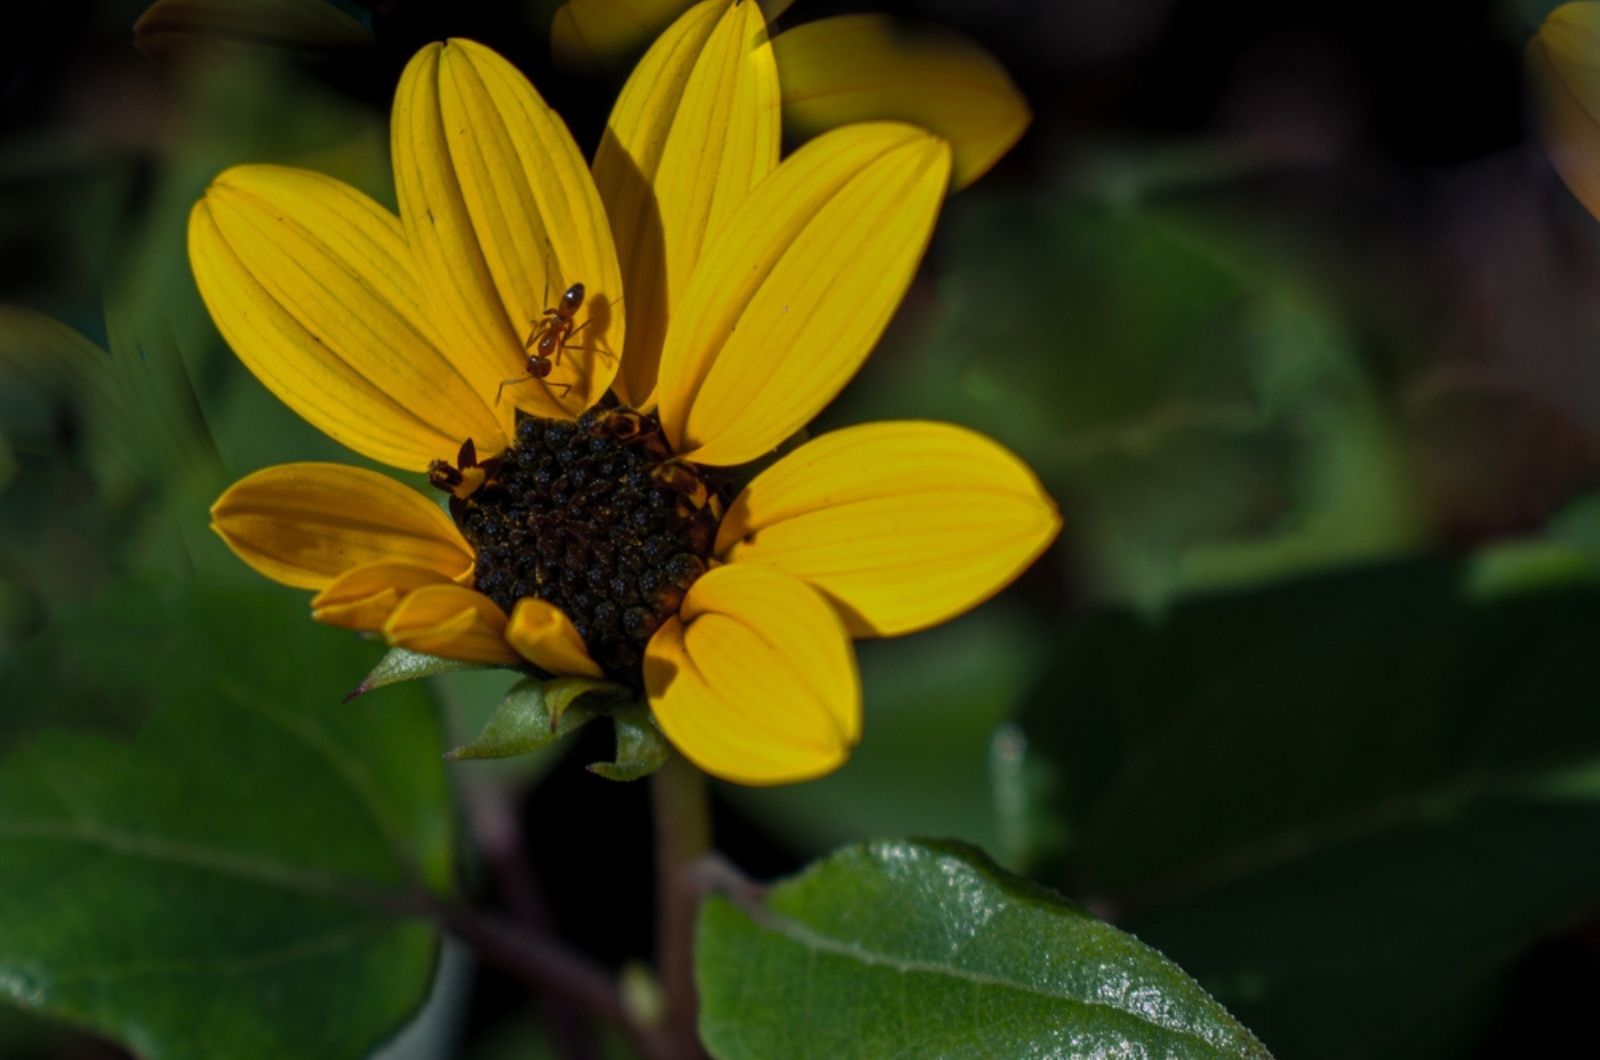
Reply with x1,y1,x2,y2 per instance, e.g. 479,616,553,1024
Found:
195,0,1059,785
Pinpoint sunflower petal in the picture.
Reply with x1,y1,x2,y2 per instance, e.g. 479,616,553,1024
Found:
211,463,475,589
392,39,623,420
772,15,1030,190
717,421,1059,636
506,598,604,678
189,165,506,469
312,561,458,631
656,122,951,466
1531,5,1600,222
551,0,694,71
593,0,779,407
644,564,859,785
384,584,518,664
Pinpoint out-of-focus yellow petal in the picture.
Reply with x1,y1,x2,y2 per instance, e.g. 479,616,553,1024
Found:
644,565,859,785
384,584,518,664
505,598,604,678
657,123,951,466
552,0,794,71
717,421,1060,636
392,39,623,421
210,463,475,589
552,0,694,71
189,165,506,469
772,15,1030,189
592,0,779,407
311,561,458,631
1531,4,1600,221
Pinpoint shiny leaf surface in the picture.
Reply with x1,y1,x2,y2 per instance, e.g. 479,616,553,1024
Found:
696,839,1270,1059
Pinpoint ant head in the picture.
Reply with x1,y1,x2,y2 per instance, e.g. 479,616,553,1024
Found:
526,352,553,379
562,283,585,312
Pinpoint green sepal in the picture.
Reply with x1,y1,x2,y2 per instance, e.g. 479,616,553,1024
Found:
347,647,485,701
586,704,670,781
446,677,622,760
445,677,669,780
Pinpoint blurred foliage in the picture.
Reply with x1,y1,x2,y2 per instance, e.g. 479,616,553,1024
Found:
1018,558,1600,1058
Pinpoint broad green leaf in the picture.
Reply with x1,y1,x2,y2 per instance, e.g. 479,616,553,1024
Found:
1020,559,1600,1057
696,839,1270,1059
0,581,454,1059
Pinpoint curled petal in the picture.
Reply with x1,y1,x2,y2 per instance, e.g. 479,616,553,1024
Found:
211,463,475,589
384,584,518,665
393,39,624,420
645,565,860,785
189,165,505,468
718,421,1060,636
773,14,1030,189
311,561,458,631
593,0,779,406
657,123,952,466
506,598,604,678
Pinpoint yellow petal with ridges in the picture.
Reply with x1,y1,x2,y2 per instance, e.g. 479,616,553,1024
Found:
384,584,518,664
189,165,506,469
657,122,951,466
593,0,779,407
312,561,458,631
506,598,605,678
644,564,859,785
772,15,1030,189
392,39,623,421
1532,4,1600,222
211,463,475,589
717,421,1060,636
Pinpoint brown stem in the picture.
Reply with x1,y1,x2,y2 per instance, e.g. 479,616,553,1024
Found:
417,896,675,1060
651,753,713,1059
462,777,597,1060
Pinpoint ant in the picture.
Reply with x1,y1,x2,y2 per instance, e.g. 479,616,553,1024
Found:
496,281,617,404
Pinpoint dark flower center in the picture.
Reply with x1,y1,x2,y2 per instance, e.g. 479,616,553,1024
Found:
442,407,727,680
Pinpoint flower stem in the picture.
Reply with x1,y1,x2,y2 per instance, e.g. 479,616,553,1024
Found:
652,751,713,1058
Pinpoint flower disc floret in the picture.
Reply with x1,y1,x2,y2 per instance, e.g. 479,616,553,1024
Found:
453,408,726,678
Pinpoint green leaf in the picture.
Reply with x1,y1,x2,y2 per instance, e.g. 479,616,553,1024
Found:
353,646,488,700
134,0,373,61
0,581,454,1059
695,839,1270,1059
1019,559,1600,1057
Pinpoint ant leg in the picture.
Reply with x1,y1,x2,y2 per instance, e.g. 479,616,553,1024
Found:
545,380,572,397
496,375,533,404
